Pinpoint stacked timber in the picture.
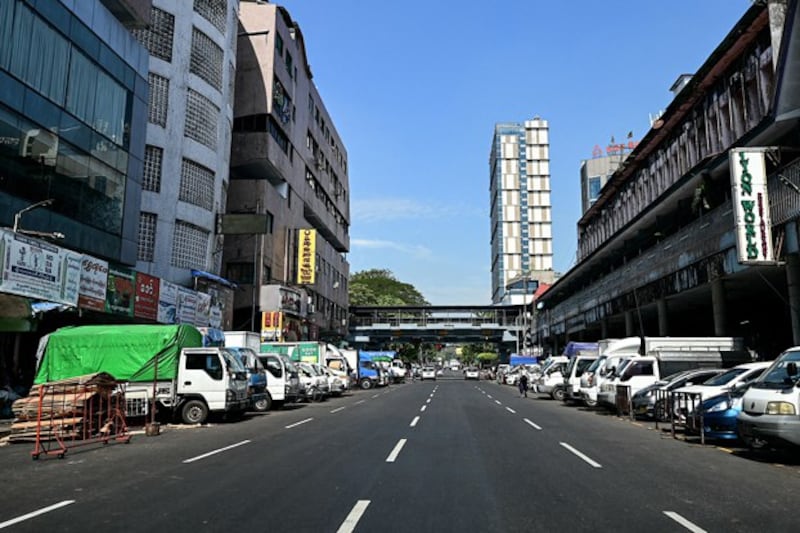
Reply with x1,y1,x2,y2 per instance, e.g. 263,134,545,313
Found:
9,373,118,443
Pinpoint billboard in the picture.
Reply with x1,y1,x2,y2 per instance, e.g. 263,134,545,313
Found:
157,279,178,324
105,265,135,316
78,256,108,311
134,272,159,321
729,148,775,264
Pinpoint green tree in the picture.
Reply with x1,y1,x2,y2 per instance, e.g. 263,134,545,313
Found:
349,269,429,306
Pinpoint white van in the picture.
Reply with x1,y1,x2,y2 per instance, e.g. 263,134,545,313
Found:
563,355,598,403
535,356,568,398
738,347,800,448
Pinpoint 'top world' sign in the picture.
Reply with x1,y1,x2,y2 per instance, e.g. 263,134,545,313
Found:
729,148,774,264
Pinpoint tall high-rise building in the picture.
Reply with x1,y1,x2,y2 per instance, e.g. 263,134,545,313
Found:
489,117,554,304
132,0,239,287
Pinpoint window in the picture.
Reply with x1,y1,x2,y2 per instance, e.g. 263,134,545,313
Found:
285,53,293,76
132,7,175,62
275,33,284,58
171,220,209,269
193,0,227,33
147,73,169,127
142,145,163,192
185,89,219,150
179,158,215,210
190,27,223,91
138,212,157,261
184,353,223,380
268,115,289,153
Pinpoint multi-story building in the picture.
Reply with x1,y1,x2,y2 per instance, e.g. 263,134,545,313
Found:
535,2,800,359
489,117,555,304
132,0,239,288
0,0,150,386
226,2,350,341
580,151,629,214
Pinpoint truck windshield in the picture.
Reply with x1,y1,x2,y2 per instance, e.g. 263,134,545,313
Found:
752,350,800,389
222,350,246,373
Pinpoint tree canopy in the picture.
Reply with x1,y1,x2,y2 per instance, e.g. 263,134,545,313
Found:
348,269,429,306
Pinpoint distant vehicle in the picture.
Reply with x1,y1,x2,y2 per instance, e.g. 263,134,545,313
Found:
421,367,437,381
464,368,480,380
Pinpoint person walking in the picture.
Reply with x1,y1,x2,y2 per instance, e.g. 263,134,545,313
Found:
518,372,529,398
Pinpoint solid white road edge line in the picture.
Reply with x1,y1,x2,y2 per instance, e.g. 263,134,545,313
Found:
386,439,408,462
183,440,251,464
506,407,516,414
330,406,346,413
420,405,427,412
663,511,708,533
559,442,602,468
410,416,420,427
336,500,371,533
284,418,314,429
523,418,543,430
0,500,75,529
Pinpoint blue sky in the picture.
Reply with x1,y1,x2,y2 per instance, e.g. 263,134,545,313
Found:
276,0,753,305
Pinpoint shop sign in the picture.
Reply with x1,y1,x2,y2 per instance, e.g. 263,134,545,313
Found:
296,229,316,284
177,286,197,325
157,279,178,324
194,292,211,327
105,265,135,316
0,229,81,306
261,310,283,341
729,148,774,264
78,256,108,311
134,272,159,321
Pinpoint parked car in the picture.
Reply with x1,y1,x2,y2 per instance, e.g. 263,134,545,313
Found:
686,386,750,440
298,362,329,401
464,367,480,380
672,361,771,420
318,365,346,397
631,368,725,419
421,366,437,381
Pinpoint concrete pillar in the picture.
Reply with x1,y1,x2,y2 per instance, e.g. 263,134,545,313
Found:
600,317,609,339
786,253,800,344
711,278,728,336
625,311,635,336
657,299,669,336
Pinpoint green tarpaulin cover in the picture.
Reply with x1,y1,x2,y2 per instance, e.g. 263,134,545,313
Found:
34,324,203,384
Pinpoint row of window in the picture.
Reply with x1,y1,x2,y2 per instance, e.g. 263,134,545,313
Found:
307,93,347,174
138,212,210,270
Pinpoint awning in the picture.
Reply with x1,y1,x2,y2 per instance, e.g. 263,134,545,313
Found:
191,269,238,289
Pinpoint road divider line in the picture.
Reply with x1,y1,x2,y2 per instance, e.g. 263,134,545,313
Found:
506,407,516,414
386,439,407,462
183,440,251,464
663,511,707,533
410,416,420,427
285,418,314,429
0,500,75,529
559,442,602,468
372,394,380,398
494,400,502,405
426,398,431,403
420,405,427,412
523,418,542,430
354,400,365,405
487,395,493,399
337,500,370,533
331,406,346,413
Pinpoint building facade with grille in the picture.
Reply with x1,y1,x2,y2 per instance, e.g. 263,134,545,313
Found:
225,2,350,340
132,0,238,286
489,117,555,304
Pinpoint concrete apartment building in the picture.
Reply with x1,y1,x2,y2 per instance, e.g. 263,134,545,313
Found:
490,118,555,305
226,2,350,341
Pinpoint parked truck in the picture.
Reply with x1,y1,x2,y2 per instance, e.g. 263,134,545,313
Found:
341,349,382,389
34,324,250,425
223,331,269,412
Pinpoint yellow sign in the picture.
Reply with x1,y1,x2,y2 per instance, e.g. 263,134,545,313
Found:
261,311,283,342
297,229,316,284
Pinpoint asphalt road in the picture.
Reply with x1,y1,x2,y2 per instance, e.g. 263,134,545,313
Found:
1,374,799,532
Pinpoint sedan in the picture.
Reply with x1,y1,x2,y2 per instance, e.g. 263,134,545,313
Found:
464,367,480,380
420,367,437,381
686,387,748,440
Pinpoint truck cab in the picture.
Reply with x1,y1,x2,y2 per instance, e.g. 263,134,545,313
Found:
226,346,269,412
258,352,301,406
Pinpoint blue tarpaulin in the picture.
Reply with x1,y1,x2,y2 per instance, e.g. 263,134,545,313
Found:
562,342,599,358
510,354,538,366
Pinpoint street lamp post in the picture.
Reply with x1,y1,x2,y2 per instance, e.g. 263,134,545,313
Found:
10,198,64,240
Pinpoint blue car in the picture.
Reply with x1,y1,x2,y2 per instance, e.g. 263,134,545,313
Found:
686,387,748,441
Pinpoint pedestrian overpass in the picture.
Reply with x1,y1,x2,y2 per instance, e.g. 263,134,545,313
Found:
347,304,530,347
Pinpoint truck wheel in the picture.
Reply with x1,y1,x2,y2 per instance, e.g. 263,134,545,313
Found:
253,393,272,413
552,387,566,402
181,400,208,424
360,378,373,390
